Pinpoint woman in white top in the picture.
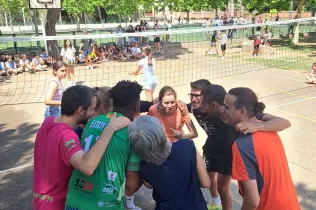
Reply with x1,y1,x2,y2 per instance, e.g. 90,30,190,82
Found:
129,47,157,101
44,60,66,119
61,39,76,86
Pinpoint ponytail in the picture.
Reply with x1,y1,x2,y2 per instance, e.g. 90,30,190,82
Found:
254,101,265,115
143,46,153,66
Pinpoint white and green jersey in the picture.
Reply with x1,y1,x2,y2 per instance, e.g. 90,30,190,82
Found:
65,112,141,210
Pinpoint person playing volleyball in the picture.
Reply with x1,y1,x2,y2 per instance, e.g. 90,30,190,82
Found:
129,47,157,102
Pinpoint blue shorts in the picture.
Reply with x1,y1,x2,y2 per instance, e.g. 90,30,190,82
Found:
83,50,91,56
44,106,61,119
142,77,157,90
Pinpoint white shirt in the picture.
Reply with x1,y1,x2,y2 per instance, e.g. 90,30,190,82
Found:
221,34,228,45
139,56,155,76
131,47,141,54
205,20,211,27
20,58,29,65
61,47,76,59
215,19,222,26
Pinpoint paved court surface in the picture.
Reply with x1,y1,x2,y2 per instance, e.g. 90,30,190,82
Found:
1,40,316,209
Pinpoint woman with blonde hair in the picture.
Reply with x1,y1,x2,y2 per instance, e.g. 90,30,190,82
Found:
129,46,157,101
44,60,66,119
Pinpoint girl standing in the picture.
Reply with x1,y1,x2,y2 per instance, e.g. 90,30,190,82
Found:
61,39,76,86
153,24,161,56
129,47,157,101
44,61,66,119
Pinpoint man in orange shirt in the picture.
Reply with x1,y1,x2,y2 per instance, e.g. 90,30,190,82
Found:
223,87,300,210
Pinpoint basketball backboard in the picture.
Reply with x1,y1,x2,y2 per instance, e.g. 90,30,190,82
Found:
29,0,61,9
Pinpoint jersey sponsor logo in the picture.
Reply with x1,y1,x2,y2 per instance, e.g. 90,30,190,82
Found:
102,183,117,194
74,178,93,194
106,113,114,118
64,139,77,152
33,192,54,203
65,204,80,210
97,201,116,208
108,170,117,181
89,120,108,130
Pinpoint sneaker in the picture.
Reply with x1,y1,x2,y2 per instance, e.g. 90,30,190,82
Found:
207,203,222,210
72,81,76,86
85,66,89,70
220,56,225,59
89,66,93,70
103,58,108,62
125,205,142,210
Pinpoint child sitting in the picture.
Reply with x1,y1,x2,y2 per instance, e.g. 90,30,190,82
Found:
306,62,316,84
76,50,86,63
131,43,143,59
5,55,22,75
19,54,34,73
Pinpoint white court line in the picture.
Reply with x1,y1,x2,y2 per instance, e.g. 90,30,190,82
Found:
273,95,316,108
254,71,305,83
0,163,33,174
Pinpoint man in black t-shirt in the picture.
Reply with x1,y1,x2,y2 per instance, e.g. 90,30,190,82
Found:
185,80,291,210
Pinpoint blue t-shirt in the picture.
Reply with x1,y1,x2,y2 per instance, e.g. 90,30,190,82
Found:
140,139,207,210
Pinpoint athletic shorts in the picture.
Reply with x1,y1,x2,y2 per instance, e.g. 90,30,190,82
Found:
204,154,232,176
210,42,216,46
142,77,157,90
221,44,226,51
154,37,160,43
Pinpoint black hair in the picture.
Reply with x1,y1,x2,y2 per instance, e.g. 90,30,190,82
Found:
228,87,265,117
109,80,142,109
190,79,211,91
201,84,227,105
61,85,97,116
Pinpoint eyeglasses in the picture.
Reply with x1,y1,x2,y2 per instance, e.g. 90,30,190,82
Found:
188,93,201,99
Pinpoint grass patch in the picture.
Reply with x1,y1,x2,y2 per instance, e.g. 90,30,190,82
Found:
246,57,311,71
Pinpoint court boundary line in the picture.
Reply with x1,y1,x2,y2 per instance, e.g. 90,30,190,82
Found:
0,163,33,174
254,71,306,83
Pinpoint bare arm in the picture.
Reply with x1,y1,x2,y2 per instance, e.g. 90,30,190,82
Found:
235,113,291,134
241,180,260,210
182,119,198,139
143,180,153,189
129,65,141,75
196,149,211,188
126,171,143,195
45,81,61,106
70,115,130,176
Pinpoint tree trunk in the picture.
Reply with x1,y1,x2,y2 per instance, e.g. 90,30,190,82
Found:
296,0,304,18
45,8,61,59
292,0,304,44
186,10,190,23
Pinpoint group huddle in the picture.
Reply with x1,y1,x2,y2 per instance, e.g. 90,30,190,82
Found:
33,79,301,210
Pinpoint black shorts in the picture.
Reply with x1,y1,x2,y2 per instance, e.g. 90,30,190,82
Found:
204,154,232,176
154,37,160,43
221,44,226,51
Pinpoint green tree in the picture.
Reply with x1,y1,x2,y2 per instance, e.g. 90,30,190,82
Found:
241,0,290,14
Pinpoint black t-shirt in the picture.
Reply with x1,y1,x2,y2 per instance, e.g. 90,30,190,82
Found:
187,103,265,158
140,100,153,113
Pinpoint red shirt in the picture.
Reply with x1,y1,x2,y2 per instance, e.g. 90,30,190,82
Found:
33,117,82,210
232,132,300,210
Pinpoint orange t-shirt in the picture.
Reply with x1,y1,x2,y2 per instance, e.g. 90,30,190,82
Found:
232,132,300,210
147,104,191,143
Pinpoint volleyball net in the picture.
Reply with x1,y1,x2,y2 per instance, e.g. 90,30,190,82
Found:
0,17,315,105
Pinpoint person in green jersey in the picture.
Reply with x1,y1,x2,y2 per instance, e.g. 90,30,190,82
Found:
65,80,143,210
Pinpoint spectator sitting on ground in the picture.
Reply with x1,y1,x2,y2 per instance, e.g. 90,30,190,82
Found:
91,43,102,62
5,55,22,75
76,50,86,64
19,54,34,73
131,43,143,59
40,49,52,65
0,60,7,76
32,54,48,71
306,62,316,84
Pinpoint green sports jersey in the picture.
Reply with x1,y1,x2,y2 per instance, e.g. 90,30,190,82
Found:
65,112,141,210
